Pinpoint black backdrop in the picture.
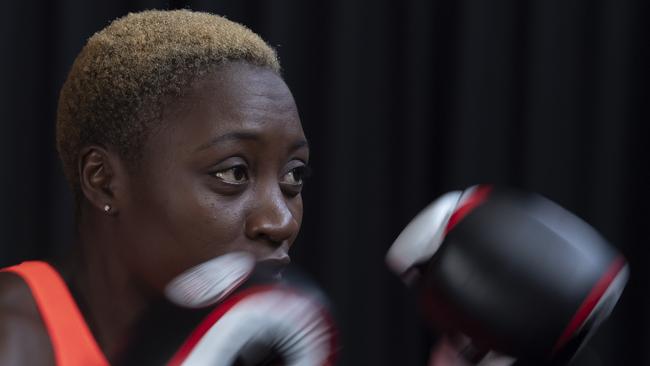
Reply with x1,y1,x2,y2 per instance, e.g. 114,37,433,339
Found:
1,0,648,365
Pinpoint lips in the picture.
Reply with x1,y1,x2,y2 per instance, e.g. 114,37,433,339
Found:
256,255,291,279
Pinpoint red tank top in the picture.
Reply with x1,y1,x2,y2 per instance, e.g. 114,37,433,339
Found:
1,261,110,366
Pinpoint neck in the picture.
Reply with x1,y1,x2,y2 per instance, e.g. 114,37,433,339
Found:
59,213,154,362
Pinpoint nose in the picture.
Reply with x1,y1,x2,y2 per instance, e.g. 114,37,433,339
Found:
245,187,300,246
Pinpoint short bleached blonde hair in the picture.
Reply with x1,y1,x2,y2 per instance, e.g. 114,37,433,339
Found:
56,9,280,192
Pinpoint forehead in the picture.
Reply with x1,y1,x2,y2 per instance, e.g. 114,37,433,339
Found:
149,62,304,154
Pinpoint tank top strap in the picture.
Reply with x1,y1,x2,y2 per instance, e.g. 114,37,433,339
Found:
1,261,110,366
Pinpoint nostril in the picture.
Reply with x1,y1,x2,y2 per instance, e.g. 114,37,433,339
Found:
245,217,295,244
258,233,285,247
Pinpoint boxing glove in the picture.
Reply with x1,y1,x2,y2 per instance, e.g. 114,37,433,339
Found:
387,185,628,364
117,253,337,366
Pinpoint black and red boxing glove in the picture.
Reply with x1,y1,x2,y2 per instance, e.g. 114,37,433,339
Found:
118,253,337,366
386,185,628,365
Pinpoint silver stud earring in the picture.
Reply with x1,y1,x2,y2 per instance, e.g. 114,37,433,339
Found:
103,204,111,213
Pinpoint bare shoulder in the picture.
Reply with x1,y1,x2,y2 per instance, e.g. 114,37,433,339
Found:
0,272,55,366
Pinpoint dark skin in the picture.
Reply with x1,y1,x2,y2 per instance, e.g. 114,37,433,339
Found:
0,61,309,365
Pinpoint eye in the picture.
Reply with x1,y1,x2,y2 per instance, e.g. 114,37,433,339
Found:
213,165,249,185
281,165,312,186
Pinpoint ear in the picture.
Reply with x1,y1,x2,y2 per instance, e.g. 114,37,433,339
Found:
78,145,126,215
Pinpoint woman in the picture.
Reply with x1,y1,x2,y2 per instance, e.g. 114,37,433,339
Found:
0,9,308,365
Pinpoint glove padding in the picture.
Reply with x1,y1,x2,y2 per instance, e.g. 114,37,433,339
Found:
168,284,336,366
117,255,337,366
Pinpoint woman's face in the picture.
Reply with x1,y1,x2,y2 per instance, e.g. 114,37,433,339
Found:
116,62,309,292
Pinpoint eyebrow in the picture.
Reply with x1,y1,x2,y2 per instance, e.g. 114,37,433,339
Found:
195,131,309,152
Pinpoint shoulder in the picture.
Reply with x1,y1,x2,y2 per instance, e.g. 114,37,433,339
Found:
0,271,55,366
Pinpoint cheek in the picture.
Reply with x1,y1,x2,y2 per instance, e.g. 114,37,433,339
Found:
290,195,304,234
165,184,252,258
195,192,246,248
119,176,249,291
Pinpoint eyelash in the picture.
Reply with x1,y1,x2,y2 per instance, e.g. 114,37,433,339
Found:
285,165,312,184
213,165,249,185
212,165,312,186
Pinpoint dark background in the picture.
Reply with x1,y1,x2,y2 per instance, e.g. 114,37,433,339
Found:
1,0,648,365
